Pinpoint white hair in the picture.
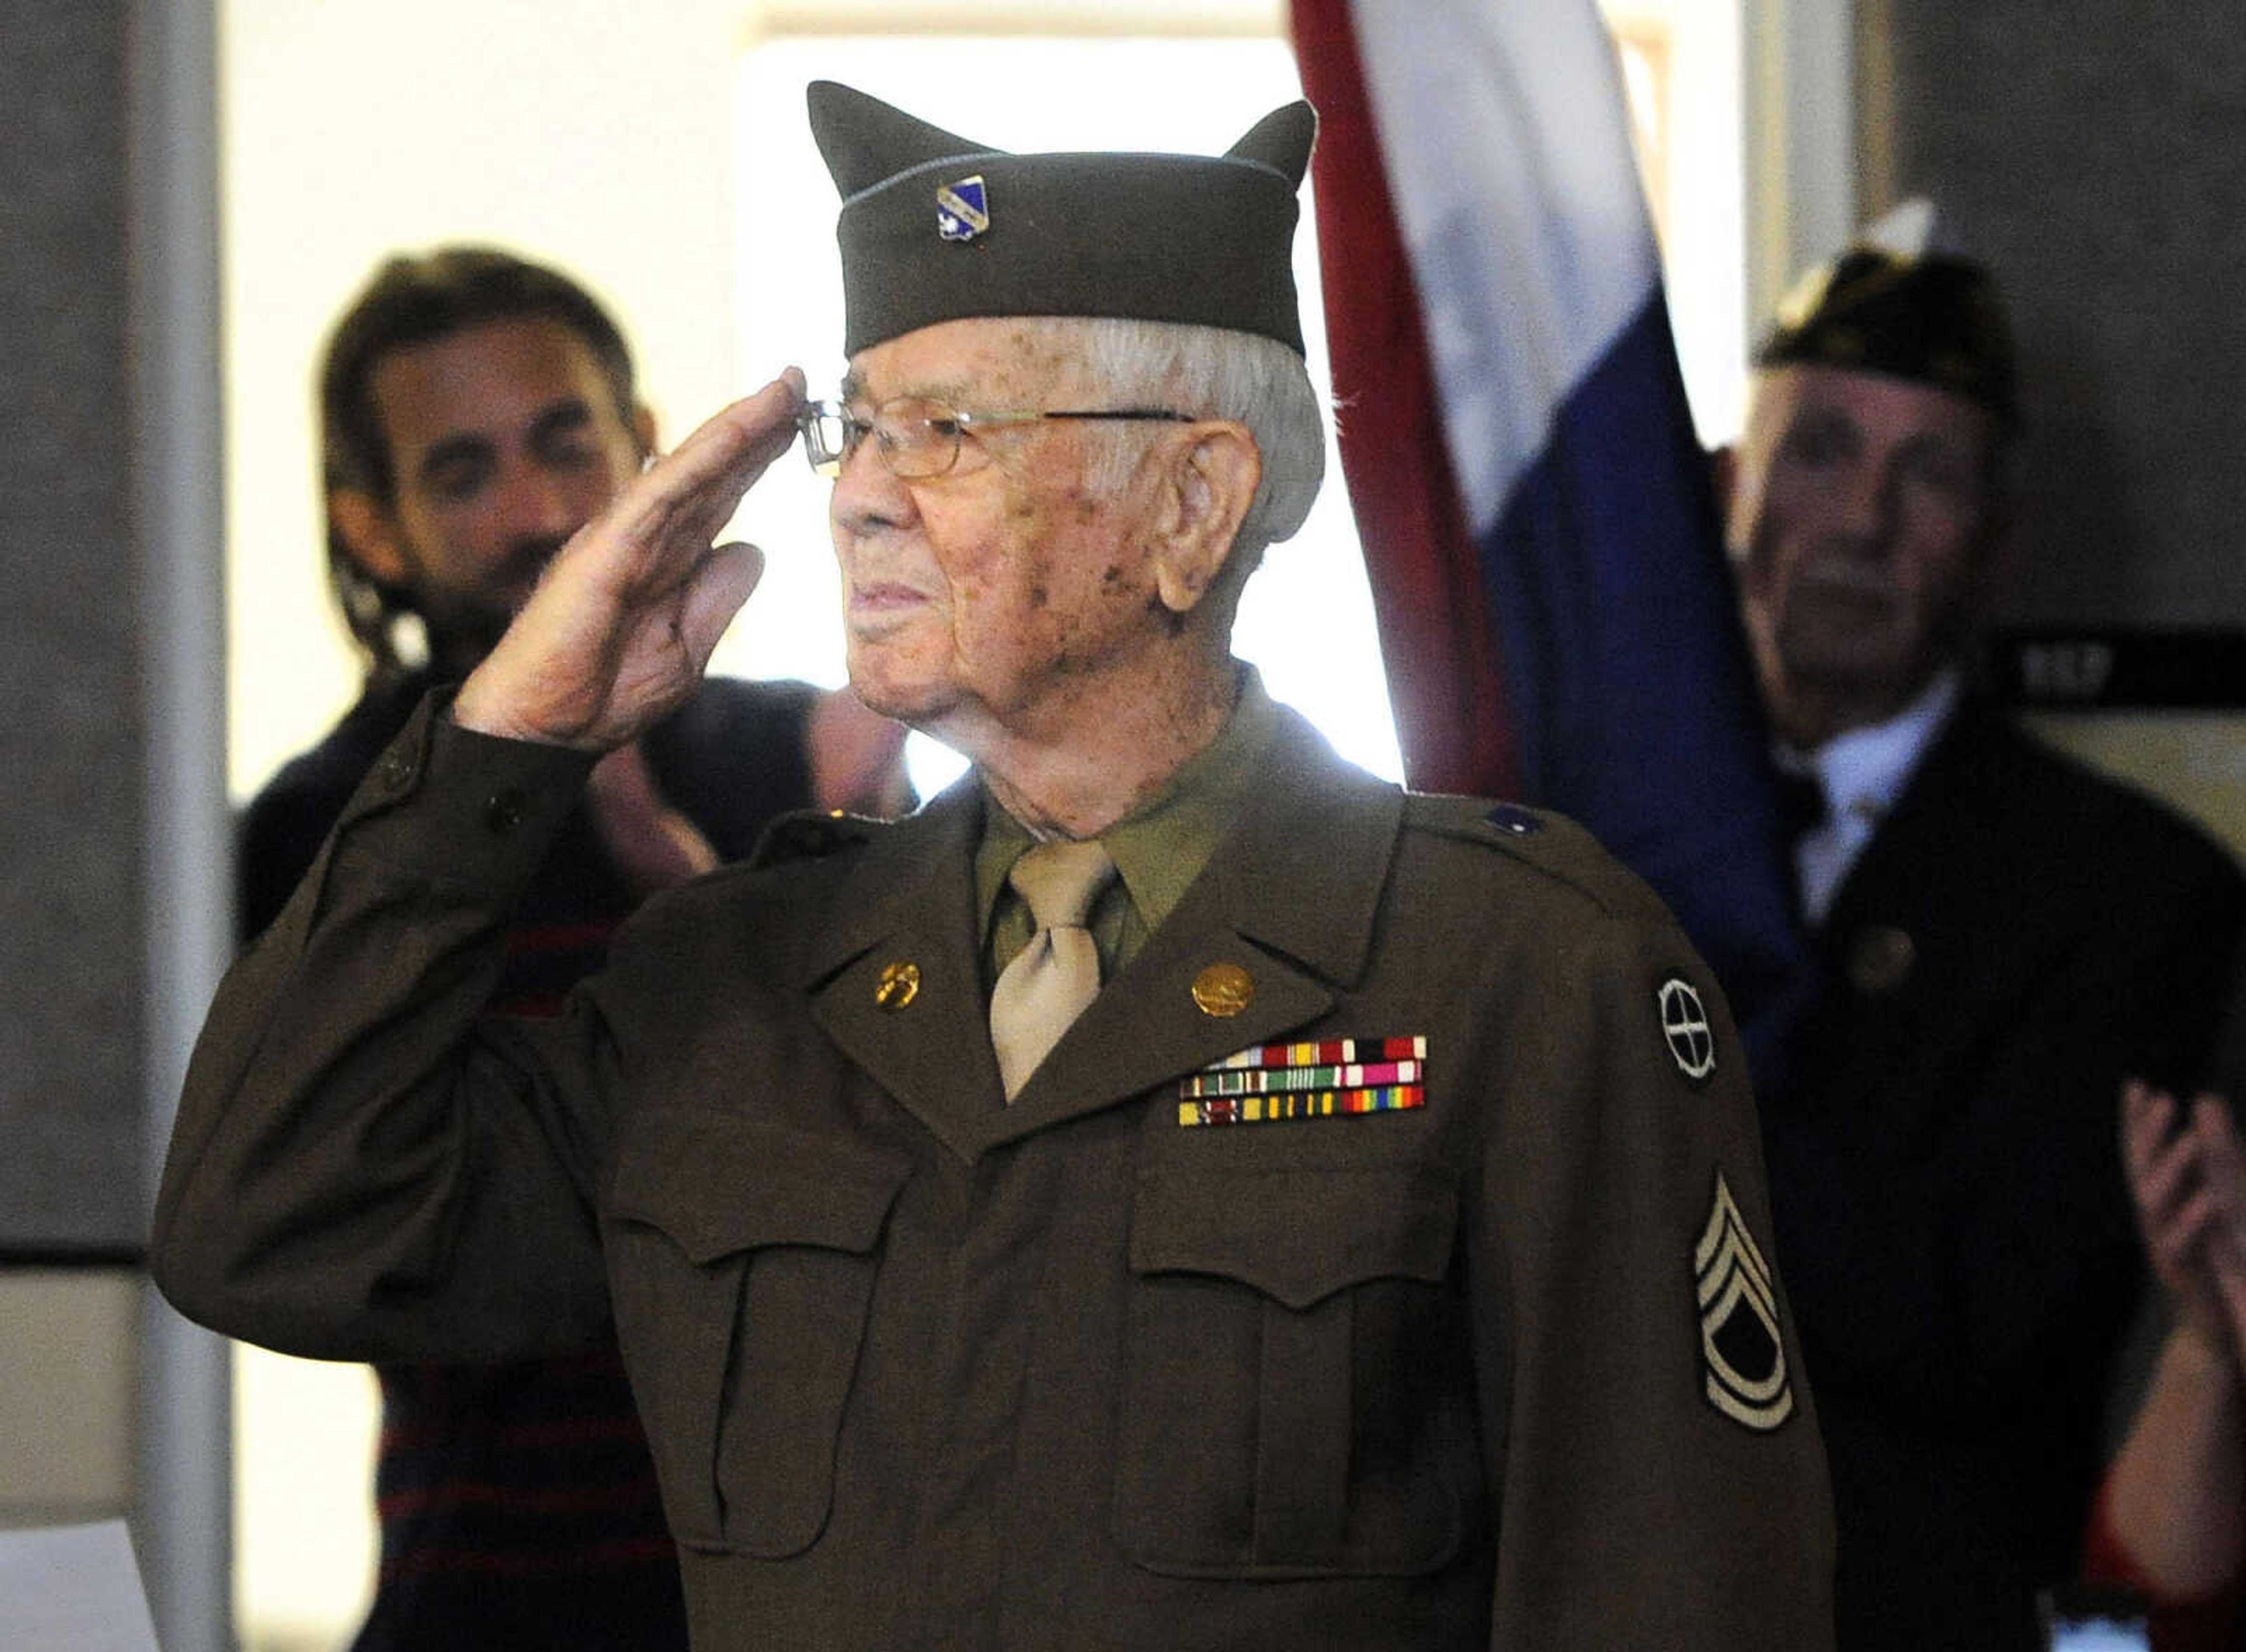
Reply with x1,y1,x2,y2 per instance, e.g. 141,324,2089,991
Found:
1017,316,1327,566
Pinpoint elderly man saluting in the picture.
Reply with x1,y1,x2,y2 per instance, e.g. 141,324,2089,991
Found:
156,84,1834,1651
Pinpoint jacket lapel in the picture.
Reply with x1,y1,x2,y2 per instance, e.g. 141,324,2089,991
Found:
802,784,1005,1164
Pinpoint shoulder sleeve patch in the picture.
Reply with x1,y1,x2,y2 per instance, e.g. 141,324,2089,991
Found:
750,808,881,870
1656,971,1719,1087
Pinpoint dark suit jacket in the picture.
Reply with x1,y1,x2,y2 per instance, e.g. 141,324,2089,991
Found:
157,695,1837,1652
1760,704,2245,1652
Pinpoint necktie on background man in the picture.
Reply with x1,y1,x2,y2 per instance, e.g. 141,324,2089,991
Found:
990,840,1117,1099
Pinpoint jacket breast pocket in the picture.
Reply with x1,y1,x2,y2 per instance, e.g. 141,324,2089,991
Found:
1115,1164,1469,1579
605,1109,909,1558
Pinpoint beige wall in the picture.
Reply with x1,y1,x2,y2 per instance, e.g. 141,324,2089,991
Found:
223,0,762,802
2031,713,2246,862
0,1274,139,1530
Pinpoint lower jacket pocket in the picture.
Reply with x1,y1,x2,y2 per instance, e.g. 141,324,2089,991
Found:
606,1110,909,1558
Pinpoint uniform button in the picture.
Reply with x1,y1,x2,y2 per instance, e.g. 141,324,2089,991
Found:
1484,803,1541,834
1845,925,1916,996
375,750,415,792
483,789,528,834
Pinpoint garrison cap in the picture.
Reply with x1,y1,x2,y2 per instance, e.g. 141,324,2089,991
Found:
1756,246,2018,425
807,81,1317,358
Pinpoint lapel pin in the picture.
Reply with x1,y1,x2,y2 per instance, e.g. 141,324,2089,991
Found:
1190,962,1255,1018
874,960,921,1011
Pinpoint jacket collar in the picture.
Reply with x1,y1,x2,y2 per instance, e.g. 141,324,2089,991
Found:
800,708,1402,1162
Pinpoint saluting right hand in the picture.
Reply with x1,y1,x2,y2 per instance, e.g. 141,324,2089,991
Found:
452,369,807,753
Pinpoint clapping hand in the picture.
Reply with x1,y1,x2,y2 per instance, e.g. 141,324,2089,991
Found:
2124,1079,2246,1359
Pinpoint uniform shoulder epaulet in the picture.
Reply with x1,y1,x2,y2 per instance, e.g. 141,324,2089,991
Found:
1399,792,1665,922
750,808,884,870
1404,793,1556,843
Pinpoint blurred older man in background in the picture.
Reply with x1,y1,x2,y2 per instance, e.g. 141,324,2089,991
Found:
1720,244,2245,1651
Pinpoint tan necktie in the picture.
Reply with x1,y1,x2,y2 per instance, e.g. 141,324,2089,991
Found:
990,840,1117,1099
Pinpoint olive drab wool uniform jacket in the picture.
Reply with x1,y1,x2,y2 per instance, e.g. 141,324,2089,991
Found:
155,696,1837,1652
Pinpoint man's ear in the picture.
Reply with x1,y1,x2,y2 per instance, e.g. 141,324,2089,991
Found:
329,488,410,586
1149,422,1261,616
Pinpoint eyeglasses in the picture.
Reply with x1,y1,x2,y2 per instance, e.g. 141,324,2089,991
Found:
797,395,1189,480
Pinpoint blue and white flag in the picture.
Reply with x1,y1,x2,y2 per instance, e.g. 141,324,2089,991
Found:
1293,0,1809,1084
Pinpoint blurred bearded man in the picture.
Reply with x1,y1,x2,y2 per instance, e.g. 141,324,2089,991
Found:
238,247,905,1652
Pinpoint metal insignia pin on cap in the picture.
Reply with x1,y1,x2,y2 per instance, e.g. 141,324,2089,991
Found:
935,175,988,241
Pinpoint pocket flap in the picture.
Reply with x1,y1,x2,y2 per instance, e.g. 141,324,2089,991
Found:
610,1109,910,1265
1128,1168,1455,1309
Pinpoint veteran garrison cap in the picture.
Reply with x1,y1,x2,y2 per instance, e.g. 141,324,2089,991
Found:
1756,246,2018,425
807,81,1317,358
